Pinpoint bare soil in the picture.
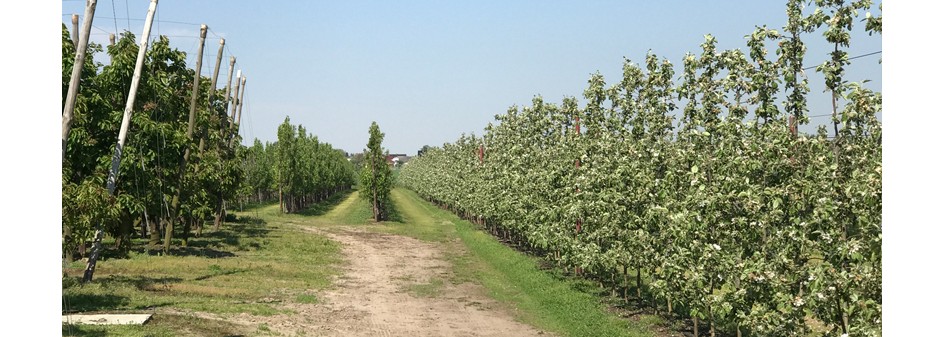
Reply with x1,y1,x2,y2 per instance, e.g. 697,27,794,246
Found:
195,226,552,337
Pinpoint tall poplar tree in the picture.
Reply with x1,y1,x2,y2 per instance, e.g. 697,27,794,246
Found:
361,121,392,221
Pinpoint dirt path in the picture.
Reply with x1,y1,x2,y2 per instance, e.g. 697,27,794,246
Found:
212,224,550,337
302,226,550,336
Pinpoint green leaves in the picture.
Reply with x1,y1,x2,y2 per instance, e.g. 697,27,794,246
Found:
361,121,394,221
272,117,355,213
401,1,880,335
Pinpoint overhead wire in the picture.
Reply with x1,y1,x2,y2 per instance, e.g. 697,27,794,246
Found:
802,50,882,71
110,0,119,36
124,0,130,32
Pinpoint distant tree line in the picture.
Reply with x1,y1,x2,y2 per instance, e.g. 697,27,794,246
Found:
240,117,357,213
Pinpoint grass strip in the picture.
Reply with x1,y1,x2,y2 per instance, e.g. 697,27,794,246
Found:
390,188,660,337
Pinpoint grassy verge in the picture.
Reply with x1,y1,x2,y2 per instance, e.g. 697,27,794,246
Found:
62,193,349,336
386,188,661,337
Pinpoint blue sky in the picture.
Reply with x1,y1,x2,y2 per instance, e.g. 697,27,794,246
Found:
60,0,881,155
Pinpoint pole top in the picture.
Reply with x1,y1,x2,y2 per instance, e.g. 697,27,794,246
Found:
72,14,79,24
241,76,246,84
200,25,208,37
219,38,226,45
229,56,236,64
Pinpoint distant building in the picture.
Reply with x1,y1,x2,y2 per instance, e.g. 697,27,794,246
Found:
386,154,410,167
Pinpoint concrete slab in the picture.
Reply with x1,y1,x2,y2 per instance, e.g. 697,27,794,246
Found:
62,314,152,325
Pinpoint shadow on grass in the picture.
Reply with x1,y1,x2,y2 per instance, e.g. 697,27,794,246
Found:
385,200,404,223
298,190,355,217
193,267,248,281
164,246,237,258
94,214,272,261
63,275,184,313
61,325,108,337
62,293,130,313
233,215,266,225
99,275,184,292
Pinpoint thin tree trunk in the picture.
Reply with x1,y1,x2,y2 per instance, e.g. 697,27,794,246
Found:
64,225,74,262
693,316,699,337
214,193,225,230
181,215,191,247
149,218,162,252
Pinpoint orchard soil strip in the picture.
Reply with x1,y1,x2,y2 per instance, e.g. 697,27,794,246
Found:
199,225,551,336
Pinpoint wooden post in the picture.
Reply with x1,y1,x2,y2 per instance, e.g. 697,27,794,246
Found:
229,70,242,130
198,38,225,155
62,2,97,263
209,39,225,108
203,40,227,230
236,76,246,126
223,57,236,122
62,0,97,163
109,33,115,46
230,76,246,148
83,0,158,284
71,14,79,46
225,70,243,147
165,24,208,253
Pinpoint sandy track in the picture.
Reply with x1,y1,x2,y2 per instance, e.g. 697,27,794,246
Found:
217,226,550,337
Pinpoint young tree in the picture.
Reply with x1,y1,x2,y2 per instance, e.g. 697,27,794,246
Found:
360,121,392,221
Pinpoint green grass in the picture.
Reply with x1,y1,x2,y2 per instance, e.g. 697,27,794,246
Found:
63,187,666,336
322,190,375,225
368,189,455,242
386,188,661,337
404,277,446,298
295,293,319,304
62,195,347,336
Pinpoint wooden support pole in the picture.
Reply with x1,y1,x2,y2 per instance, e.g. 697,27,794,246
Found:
109,33,115,46
236,76,246,126
165,24,208,253
71,14,79,46
229,69,242,130
62,0,97,163
206,38,226,230
227,75,246,149
223,57,236,122
199,38,225,155
83,0,157,284
208,39,226,111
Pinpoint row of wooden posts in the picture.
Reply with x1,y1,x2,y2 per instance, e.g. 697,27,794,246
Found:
61,0,249,283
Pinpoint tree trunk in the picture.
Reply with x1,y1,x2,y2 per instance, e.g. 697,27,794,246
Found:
63,225,74,262
182,215,191,247
195,217,203,237
667,296,672,316
116,216,136,253
214,195,224,231
693,316,699,337
623,265,628,302
149,218,162,252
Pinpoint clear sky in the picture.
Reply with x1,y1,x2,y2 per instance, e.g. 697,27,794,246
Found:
60,0,882,155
